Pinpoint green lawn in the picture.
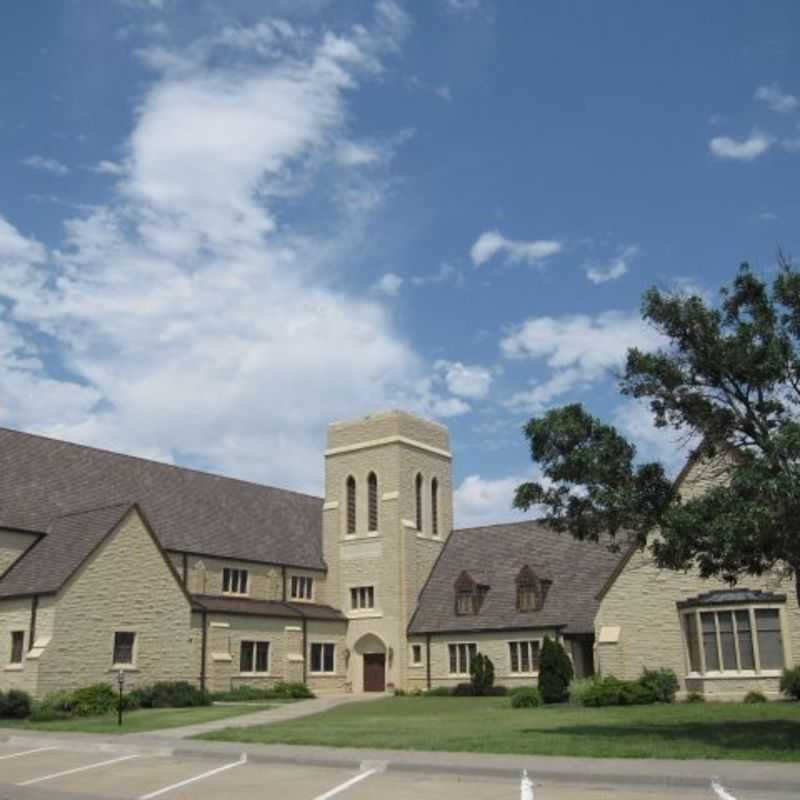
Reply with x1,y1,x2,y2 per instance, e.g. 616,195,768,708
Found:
198,696,800,762
0,703,274,734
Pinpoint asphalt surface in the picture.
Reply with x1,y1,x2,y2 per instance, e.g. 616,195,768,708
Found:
0,735,797,800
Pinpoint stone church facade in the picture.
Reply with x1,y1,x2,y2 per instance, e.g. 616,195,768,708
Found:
0,410,797,699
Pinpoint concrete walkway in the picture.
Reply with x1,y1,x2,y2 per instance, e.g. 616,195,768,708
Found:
144,692,379,739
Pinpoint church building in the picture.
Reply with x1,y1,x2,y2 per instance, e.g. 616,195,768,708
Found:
0,410,797,700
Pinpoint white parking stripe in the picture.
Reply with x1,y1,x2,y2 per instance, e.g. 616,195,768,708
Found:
137,753,247,799
18,753,140,785
0,746,58,760
312,767,381,800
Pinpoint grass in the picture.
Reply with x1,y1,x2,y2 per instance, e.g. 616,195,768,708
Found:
0,703,274,734
198,696,800,762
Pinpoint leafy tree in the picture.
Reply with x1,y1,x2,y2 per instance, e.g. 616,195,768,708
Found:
514,260,800,603
538,636,573,703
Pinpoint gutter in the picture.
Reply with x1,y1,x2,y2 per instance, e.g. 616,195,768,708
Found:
29,596,38,651
425,634,431,690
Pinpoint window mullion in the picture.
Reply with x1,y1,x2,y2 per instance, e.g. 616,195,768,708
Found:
750,607,762,673
697,610,707,674
714,612,723,672
731,610,742,672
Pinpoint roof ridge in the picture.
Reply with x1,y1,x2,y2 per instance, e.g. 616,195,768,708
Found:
453,518,548,534
0,425,323,503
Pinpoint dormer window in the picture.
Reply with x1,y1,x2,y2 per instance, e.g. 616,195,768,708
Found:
223,567,248,595
454,570,488,616
515,565,550,612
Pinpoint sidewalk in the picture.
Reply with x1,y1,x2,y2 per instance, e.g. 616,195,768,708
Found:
145,692,378,738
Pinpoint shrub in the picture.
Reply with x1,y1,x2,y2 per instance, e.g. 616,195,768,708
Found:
129,681,209,709
568,677,597,706
210,686,274,703
409,687,423,697
482,685,508,696
510,687,542,708
685,692,705,703
0,689,32,719
469,652,495,695
450,682,475,696
639,668,679,704
393,688,406,697
780,666,800,701
538,637,573,704
424,686,450,697
71,683,117,716
271,681,314,699
743,690,767,704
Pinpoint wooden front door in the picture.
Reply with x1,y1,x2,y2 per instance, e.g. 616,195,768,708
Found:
363,653,386,692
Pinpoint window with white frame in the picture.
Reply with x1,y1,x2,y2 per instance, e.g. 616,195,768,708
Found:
223,567,248,595
350,585,375,610
310,642,335,673
680,592,786,675
410,644,423,666
9,631,24,664
291,575,314,600
508,640,542,674
448,642,477,675
240,641,270,673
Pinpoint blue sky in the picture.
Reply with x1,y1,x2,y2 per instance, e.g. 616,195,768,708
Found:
1,0,798,525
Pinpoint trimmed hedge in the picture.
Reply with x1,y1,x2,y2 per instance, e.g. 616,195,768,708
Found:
129,681,210,709
743,690,767,703
510,687,542,708
210,682,314,703
570,669,679,707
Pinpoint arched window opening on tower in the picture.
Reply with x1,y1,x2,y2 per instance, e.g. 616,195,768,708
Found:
431,477,439,537
367,472,378,532
346,475,357,534
415,473,423,532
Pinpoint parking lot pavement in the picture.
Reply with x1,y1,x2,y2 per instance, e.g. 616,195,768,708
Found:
0,742,798,800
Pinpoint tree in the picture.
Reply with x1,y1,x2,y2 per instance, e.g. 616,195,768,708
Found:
538,636,573,703
469,652,495,695
514,259,800,604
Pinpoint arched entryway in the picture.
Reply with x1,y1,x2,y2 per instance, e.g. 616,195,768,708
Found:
353,633,387,693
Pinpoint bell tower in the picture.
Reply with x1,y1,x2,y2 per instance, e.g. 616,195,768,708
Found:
321,410,452,692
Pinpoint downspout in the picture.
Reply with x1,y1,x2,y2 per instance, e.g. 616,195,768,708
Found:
200,609,208,693
302,615,308,684
182,553,188,586
426,634,432,690
282,565,287,602
29,596,38,651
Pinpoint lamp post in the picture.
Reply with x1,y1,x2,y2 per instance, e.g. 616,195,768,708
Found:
117,669,125,727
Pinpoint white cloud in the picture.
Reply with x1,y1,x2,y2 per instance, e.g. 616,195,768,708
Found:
21,155,70,175
434,84,452,102
431,396,470,417
0,5,456,494
372,272,403,296
445,0,481,15
586,244,639,285
434,359,492,399
336,141,382,166
91,160,126,176
501,311,664,412
755,84,798,114
709,131,772,161
453,473,532,528
470,230,562,267
410,261,463,287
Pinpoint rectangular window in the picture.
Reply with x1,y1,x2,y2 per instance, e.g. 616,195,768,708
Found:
350,586,375,610
223,568,248,595
683,613,701,672
240,641,270,673
411,644,423,666
508,641,541,674
113,632,135,665
310,642,335,673
9,631,24,664
755,609,785,670
291,575,314,601
447,643,477,675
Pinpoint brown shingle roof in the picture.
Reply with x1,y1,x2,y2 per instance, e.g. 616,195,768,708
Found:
0,427,325,570
408,520,623,636
191,594,345,621
0,503,132,599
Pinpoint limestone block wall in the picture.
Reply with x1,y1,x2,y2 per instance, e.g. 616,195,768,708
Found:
183,554,286,600
0,530,37,576
306,619,348,694
36,509,196,695
595,457,800,699
327,410,450,453
0,596,55,694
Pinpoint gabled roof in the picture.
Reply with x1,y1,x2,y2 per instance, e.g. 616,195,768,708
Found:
408,520,622,636
0,503,132,599
0,426,325,570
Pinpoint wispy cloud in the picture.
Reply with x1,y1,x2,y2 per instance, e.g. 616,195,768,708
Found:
709,131,772,161
470,230,562,267
372,272,404,295
21,155,70,175
91,160,126,176
411,261,464,287
434,359,492,399
586,244,639,284
754,84,798,114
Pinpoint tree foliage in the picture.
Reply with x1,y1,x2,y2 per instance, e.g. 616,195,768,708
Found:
514,259,800,603
538,636,573,703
